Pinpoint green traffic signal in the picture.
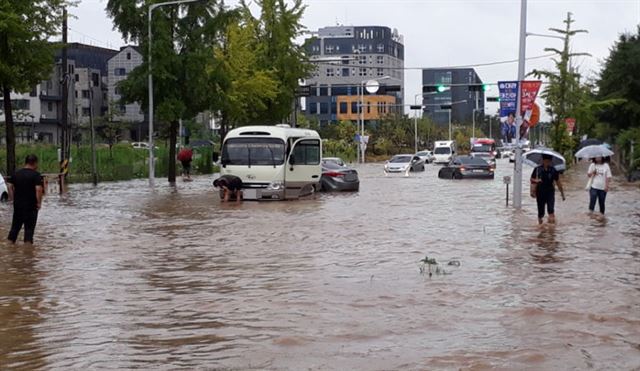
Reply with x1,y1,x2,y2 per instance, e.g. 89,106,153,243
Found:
482,84,491,92
437,85,447,93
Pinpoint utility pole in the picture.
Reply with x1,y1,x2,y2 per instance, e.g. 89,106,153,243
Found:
88,71,97,185
513,0,528,209
59,7,69,193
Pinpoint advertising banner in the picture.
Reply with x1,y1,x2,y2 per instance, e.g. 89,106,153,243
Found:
498,81,519,144
519,81,542,141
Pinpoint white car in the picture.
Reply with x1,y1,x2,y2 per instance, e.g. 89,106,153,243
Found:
0,173,9,201
322,157,346,166
415,150,435,164
384,154,426,173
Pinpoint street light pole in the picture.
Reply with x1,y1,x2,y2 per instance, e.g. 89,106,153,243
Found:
513,0,528,209
359,76,390,163
448,109,452,141
147,0,201,186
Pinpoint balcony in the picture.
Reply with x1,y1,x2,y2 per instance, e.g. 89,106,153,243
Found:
39,93,62,101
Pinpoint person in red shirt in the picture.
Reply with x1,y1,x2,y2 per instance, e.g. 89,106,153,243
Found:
177,147,193,181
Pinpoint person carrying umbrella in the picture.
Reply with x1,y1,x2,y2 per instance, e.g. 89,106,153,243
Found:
575,145,614,215
177,147,193,181
530,153,566,224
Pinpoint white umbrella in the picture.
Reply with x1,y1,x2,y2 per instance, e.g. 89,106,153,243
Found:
575,145,614,159
522,148,566,171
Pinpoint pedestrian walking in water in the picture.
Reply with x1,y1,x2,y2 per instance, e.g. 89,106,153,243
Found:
530,154,566,224
177,147,193,181
587,156,612,214
213,175,243,203
7,155,44,245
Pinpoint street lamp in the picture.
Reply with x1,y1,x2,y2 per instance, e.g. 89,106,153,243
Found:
147,0,201,186
359,75,391,163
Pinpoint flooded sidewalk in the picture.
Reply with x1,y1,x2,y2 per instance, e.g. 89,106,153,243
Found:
1,159,639,369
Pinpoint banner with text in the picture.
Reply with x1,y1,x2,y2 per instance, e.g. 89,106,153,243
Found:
498,81,519,144
519,80,543,141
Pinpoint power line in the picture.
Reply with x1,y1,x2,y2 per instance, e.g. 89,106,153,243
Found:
313,53,555,70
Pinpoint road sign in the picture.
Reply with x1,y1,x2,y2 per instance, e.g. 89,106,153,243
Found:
296,85,311,97
503,176,511,185
409,105,422,110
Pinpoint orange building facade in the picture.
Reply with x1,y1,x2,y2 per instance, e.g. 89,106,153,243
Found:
335,95,397,121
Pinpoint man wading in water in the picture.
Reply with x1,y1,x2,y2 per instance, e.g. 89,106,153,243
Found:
7,155,44,245
531,153,566,225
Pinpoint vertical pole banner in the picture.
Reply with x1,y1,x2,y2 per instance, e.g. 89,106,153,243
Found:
498,81,519,145
519,80,542,142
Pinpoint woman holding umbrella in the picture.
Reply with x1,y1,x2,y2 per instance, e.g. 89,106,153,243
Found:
587,157,612,214
575,144,614,215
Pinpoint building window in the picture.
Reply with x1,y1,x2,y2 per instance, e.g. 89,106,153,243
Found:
325,45,334,54
82,108,91,116
357,44,367,53
92,73,100,87
319,102,328,114
326,68,335,77
114,86,122,95
48,102,53,112
377,68,385,77
126,52,131,60
309,102,317,114
339,102,348,114
359,68,367,77
75,74,79,82
358,55,366,65
82,90,90,98
74,91,78,98
29,86,37,97
377,44,385,53
46,80,53,90
115,68,126,76
377,55,384,64
342,68,350,77
119,105,126,114
351,102,358,114
11,99,30,110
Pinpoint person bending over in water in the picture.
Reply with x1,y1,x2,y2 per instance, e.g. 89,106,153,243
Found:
213,175,243,203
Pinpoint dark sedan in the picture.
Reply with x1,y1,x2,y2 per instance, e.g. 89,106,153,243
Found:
319,160,360,192
438,156,495,180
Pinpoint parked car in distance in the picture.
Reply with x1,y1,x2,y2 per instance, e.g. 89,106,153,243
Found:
471,151,496,169
438,156,495,179
415,150,435,164
384,154,426,173
0,173,8,201
322,157,346,167
131,142,148,149
320,159,359,192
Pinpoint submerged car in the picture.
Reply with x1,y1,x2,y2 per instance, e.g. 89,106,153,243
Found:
438,156,495,179
322,157,346,167
0,173,8,201
320,160,359,192
384,154,426,173
415,150,435,164
471,151,496,169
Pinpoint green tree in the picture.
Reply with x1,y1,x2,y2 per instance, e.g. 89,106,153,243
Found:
106,0,228,183
210,10,278,141
598,27,640,134
243,0,311,124
0,0,70,174
530,12,590,155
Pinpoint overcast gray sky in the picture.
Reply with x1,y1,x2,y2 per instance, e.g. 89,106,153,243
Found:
70,0,640,117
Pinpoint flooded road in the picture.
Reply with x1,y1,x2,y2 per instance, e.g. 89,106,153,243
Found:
1,159,639,370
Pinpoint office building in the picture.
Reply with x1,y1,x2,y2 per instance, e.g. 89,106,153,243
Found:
421,68,485,125
304,25,404,125
107,46,144,124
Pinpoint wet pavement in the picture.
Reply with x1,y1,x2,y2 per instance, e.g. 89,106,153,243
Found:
1,159,639,370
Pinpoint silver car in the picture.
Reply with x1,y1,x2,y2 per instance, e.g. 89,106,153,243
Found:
384,154,426,173
415,150,435,164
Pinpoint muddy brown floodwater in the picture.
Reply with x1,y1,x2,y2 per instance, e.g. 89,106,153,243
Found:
0,159,639,370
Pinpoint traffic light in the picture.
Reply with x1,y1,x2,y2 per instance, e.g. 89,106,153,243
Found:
482,84,491,92
469,84,490,92
423,84,449,93
487,97,500,102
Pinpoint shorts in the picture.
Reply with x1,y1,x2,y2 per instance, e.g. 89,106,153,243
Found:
181,161,191,173
536,191,555,219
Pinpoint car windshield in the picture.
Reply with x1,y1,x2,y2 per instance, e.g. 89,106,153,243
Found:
390,156,412,163
459,156,488,166
471,144,493,152
323,158,345,166
222,137,285,166
473,152,490,157
322,161,346,170
416,152,429,156
434,147,451,155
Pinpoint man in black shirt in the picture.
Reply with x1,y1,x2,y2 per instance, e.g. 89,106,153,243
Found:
531,154,565,224
7,154,44,244
213,175,243,203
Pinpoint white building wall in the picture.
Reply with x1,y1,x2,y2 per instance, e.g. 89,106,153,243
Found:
107,46,144,123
